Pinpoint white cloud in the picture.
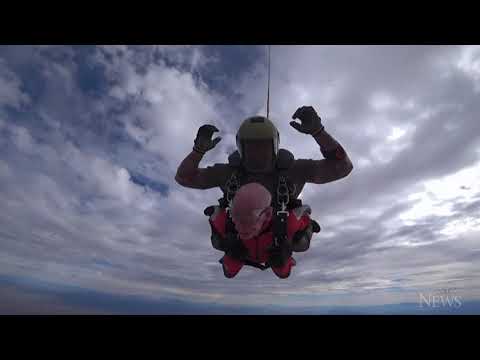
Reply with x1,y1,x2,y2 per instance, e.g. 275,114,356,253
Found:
0,59,30,109
369,91,396,111
1,45,480,310
456,45,480,92
89,157,142,204
399,162,480,236
0,159,10,178
387,126,407,142
10,125,35,153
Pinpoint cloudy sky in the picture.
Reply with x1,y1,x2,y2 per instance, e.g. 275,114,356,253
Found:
0,45,479,314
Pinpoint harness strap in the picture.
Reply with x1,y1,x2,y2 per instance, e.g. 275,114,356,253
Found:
244,259,270,271
218,257,270,271
213,154,303,271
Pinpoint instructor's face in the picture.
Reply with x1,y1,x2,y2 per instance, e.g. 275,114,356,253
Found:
243,140,274,173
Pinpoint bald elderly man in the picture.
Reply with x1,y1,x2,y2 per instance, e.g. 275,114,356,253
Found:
208,182,318,278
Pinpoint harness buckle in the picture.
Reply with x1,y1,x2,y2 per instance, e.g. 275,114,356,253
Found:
226,173,239,205
276,176,290,207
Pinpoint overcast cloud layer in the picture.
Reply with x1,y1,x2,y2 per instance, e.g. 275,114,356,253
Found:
0,45,479,313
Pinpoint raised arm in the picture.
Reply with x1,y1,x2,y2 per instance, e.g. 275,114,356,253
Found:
175,149,207,188
290,106,353,184
175,124,228,189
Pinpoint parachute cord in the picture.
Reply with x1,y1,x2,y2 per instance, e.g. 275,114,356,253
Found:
266,45,271,119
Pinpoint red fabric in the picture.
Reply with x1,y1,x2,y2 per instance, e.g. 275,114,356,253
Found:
210,208,310,278
271,257,297,279
221,255,244,278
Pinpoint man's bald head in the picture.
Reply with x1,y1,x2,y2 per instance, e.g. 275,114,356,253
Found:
232,182,272,214
230,183,273,240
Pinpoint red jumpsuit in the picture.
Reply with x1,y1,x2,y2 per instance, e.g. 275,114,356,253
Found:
209,208,311,278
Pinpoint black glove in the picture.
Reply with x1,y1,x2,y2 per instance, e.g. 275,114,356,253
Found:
193,124,222,154
290,106,324,135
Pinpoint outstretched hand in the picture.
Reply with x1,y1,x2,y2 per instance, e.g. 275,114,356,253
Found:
290,106,324,135
193,124,222,154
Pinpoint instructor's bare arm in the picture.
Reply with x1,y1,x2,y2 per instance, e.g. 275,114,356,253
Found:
312,128,353,183
293,129,353,185
175,150,210,189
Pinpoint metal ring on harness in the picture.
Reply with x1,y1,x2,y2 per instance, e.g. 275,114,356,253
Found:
276,176,290,212
226,173,239,209
273,176,290,247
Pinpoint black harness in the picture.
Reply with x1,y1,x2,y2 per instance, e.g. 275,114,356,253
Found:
211,149,303,271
